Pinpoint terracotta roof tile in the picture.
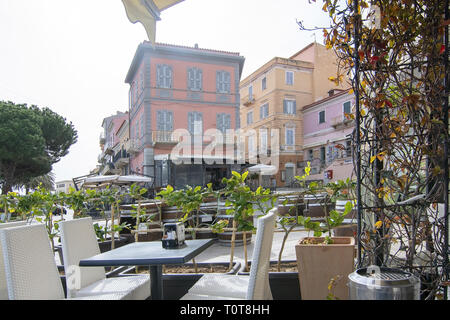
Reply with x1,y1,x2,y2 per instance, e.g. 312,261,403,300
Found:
143,41,241,56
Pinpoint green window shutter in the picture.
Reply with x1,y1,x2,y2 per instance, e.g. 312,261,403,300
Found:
343,101,351,114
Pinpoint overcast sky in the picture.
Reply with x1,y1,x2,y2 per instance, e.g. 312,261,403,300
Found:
0,0,331,183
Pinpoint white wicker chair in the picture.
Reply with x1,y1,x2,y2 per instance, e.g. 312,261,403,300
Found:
0,223,126,300
181,208,277,300
59,217,150,300
0,221,27,300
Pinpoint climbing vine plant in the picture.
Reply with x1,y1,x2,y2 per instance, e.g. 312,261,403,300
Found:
305,0,449,299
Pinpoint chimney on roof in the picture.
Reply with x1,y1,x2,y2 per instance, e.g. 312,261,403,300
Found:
328,89,336,97
194,43,199,49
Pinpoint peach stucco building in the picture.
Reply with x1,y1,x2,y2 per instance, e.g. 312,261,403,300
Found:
239,42,348,187
125,42,245,188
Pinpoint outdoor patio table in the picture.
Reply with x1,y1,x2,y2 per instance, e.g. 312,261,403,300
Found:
79,238,216,300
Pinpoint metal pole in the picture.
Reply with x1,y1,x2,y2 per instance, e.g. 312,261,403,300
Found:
443,0,449,300
353,0,363,267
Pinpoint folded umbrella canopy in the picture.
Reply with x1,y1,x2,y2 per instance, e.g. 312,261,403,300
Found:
121,0,185,43
247,164,277,176
82,174,152,188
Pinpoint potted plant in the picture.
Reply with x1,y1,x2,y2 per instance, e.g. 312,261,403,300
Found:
120,183,241,300
295,180,355,300
329,178,357,237
220,171,276,272
85,187,130,252
237,164,312,300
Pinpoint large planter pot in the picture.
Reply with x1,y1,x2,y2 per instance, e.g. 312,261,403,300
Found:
238,260,301,300
295,236,355,300
335,199,357,220
97,235,132,253
332,199,357,237
304,194,335,218
120,261,241,300
216,214,252,247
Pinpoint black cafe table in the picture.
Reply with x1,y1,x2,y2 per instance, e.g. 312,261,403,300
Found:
79,239,216,300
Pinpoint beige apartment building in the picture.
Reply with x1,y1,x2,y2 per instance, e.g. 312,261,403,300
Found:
239,42,347,187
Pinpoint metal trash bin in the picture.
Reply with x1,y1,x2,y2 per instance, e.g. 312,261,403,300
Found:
348,265,420,300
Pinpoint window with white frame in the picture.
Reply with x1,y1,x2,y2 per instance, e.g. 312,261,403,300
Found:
156,64,173,88
283,99,296,115
285,71,294,85
247,111,253,125
187,67,202,91
248,85,253,100
285,127,295,146
156,110,173,132
260,103,269,120
259,128,268,153
262,76,267,90
216,113,231,133
188,111,203,135
216,71,231,93
248,134,256,154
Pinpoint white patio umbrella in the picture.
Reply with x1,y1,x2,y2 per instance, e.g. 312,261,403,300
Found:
247,164,277,176
81,175,152,189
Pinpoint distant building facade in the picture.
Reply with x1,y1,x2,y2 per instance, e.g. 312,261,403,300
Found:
55,180,75,193
239,42,349,187
125,42,245,189
98,111,130,176
301,89,355,183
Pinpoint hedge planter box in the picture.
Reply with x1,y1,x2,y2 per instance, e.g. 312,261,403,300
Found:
120,261,241,300
97,235,132,253
295,237,355,300
238,260,301,300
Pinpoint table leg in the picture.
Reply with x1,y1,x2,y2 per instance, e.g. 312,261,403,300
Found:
149,265,163,300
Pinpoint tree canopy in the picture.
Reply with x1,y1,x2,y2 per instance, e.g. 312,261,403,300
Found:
0,101,77,194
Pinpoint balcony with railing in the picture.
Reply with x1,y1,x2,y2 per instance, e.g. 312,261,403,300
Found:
152,131,178,146
241,94,255,107
127,139,141,154
331,115,354,128
113,149,130,168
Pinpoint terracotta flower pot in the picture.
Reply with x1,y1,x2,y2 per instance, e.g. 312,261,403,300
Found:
295,236,355,300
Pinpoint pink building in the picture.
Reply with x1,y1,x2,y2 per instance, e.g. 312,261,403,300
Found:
98,111,129,176
125,42,245,188
301,89,355,182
